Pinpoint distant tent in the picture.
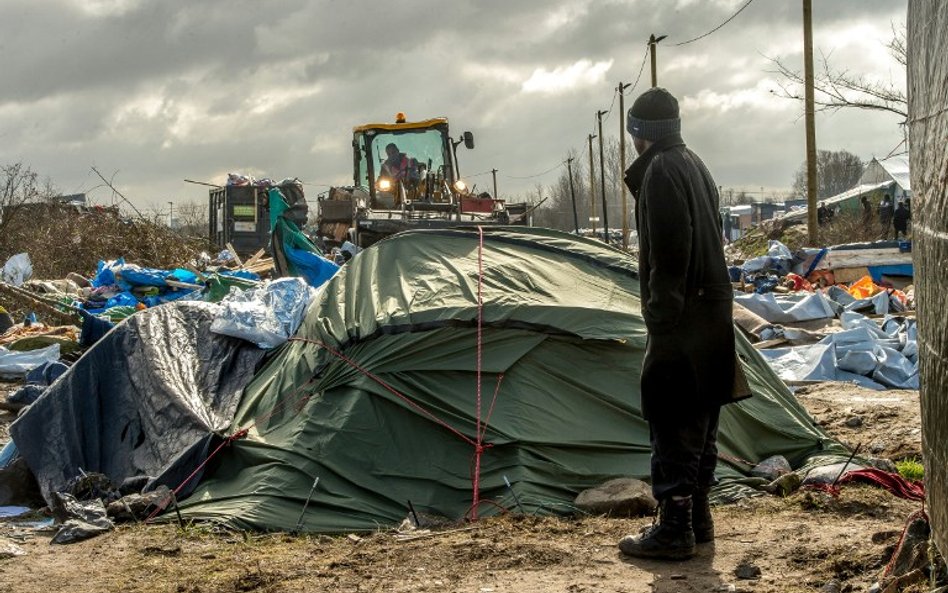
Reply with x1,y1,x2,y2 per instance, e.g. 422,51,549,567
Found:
176,227,846,532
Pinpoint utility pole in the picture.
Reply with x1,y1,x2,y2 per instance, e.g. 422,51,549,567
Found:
168,201,174,228
802,0,818,245
618,81,632,248
491,168,498,199
597,110,610,243
649,34,667,88
587,133,598,235
566,157,579,234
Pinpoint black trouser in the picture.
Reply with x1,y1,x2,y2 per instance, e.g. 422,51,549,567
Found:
648,406,721,500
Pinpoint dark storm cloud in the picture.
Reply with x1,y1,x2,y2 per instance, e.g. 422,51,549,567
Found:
0,0,908,208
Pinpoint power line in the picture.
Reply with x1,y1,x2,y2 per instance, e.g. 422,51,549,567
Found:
626,46,650,97
600,87,619,124
671,0,756,46
504,162,564,180
882,138,907,161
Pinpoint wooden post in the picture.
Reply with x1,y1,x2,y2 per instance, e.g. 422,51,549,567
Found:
588,134,598,235
803,0,819,245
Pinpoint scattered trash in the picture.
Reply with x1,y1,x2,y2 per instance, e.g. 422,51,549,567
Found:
106,486,172,523
1,253,33,287
757,311,918,390
0,540,27,559
0,506,31,519
0,343,60,379
210,277,316,349
49,492,114,544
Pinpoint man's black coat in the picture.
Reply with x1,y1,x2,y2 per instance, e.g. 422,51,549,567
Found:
624,133,746,419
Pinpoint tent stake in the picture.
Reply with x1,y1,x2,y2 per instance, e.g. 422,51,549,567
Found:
831,442,862,488
504,475,525,514
293,477,320,534
170,491,185,528
407,500,421,527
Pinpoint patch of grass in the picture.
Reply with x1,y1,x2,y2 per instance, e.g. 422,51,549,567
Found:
896,458,925,482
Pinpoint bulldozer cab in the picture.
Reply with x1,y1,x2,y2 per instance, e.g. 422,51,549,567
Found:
353,117,469,208
318,114,528,249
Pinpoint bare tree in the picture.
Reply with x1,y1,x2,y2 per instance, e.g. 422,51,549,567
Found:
791,149,864,198
769,26,907,118
535,137,629,234
175,200,209,240
0,163,42,242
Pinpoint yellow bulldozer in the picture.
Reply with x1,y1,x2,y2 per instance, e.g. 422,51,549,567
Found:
317,114,529,248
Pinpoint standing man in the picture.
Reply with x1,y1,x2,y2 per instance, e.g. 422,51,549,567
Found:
618,88,750,561
893,200,910,240
861,195,873,232
817,201,830,226
879,194,894,239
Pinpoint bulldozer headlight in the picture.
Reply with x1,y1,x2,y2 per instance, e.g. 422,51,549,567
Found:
453,179,467,193
377,177,393,192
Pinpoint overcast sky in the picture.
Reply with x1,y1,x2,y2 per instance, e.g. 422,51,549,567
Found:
0,0,907,211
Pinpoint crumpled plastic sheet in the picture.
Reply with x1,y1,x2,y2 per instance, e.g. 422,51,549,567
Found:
759,343,838,382
758,312,919,390
741,240,794,276
1,253,32,287
210,277,316,349
734,291,836,324
49,493,114,545
0,344,60,379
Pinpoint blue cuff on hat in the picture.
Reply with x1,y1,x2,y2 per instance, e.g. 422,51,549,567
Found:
627,115,681,141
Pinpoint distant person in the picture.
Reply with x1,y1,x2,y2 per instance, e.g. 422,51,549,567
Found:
861,196,873,231
380,143,419,183
722,210,733,243
618,87,750,561
893,201,910,240
817,201,830,226
878,194,894,239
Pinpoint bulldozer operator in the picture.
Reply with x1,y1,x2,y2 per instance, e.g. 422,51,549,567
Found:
381,142,421,184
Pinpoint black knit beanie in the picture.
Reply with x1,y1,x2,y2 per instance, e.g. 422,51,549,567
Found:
627,87,680,141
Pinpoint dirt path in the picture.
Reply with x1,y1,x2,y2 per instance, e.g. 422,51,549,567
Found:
0,382,924,593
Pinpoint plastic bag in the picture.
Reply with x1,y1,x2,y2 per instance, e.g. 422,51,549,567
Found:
50,493,114,544
210,278,316,349
0,344,60,378
1,253,32,287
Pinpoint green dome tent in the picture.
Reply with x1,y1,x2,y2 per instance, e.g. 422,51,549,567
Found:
178,227,845,532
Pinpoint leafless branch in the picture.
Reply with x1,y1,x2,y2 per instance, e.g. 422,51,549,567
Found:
766,27,907,119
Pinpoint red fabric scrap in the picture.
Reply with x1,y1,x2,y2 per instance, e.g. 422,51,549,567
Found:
839,468,925,501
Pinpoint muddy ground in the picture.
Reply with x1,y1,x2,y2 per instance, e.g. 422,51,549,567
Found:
0,380,925,593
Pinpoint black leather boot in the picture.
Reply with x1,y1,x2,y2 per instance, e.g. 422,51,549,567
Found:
692,489,714,543
618,496,696,560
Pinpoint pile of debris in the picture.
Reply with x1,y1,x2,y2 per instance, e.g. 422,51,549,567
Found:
730,239,916,390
